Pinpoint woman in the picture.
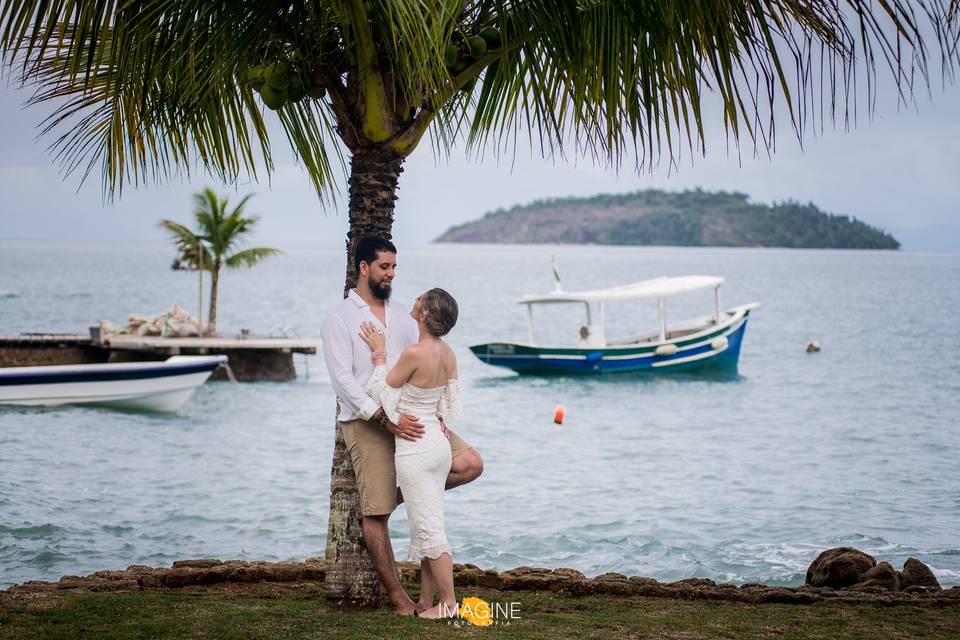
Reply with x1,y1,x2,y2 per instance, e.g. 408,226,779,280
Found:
359,287,462,619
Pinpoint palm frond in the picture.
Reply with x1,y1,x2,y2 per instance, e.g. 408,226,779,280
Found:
1,1,318,198
276,98,345,203
159,219,198,244
459,0,959,170
159,218,213,269
224,246,284,269
2,0,957,199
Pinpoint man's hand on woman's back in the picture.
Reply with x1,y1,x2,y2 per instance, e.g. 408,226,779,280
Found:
389,413,426,441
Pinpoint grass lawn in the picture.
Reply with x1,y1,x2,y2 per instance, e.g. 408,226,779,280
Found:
1,582,958,640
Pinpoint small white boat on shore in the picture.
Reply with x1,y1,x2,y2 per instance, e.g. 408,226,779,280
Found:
0,355,226,412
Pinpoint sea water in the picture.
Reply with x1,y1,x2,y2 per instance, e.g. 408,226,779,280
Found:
1,240,958,589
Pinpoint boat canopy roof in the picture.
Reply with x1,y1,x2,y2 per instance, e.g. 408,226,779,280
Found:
519,275,725,305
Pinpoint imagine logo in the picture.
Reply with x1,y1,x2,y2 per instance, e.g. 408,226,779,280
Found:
444,596,522,627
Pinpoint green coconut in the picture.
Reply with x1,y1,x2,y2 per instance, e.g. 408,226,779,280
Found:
466,35,488,56
443,43,460,67
245,65,265,88
287,78,306,102
265,62,291,90
452,58,469,74
479,26,501,48
308,86,327,99
260,83,288,110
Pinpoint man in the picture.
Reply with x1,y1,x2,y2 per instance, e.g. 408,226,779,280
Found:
319,236,484,615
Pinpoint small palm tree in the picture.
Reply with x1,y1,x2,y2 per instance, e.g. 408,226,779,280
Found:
161,188,283,337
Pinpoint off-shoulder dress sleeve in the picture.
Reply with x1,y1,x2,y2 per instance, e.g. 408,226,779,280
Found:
366,364,403,424
437,379,463,421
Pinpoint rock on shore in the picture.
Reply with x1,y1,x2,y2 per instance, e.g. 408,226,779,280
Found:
805,547,942,593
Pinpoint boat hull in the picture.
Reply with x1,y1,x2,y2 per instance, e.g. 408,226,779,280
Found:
470,312,751,375
0,355,226,412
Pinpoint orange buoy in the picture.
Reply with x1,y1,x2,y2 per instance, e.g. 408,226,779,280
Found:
553,404,565,424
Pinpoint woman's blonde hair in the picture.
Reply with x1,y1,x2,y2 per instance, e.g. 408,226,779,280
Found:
420,288,459,337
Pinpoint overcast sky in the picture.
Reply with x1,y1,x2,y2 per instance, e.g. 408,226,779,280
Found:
1,71,958,250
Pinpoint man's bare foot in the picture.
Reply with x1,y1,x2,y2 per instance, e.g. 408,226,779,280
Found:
414,600,432,614
418,600,459,619
389,593,417,616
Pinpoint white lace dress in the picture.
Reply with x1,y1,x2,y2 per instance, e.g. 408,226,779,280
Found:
367,364,463,562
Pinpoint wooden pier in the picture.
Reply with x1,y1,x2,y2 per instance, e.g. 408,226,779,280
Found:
0,332,319,381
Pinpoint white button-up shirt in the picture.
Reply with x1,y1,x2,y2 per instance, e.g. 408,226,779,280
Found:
320,289,419,421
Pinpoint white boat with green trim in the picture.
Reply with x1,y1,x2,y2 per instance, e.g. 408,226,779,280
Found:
470,275,760,375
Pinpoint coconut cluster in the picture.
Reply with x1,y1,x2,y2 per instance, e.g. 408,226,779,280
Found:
243,62,326,111
445,26,502,92
242,23,502,109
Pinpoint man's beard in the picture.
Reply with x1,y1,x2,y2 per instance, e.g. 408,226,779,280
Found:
368,275,392,300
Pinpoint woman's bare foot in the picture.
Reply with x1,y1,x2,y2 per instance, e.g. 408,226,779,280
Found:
417,599,459,619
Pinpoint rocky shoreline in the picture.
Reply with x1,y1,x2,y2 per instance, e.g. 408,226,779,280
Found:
3,548,958,609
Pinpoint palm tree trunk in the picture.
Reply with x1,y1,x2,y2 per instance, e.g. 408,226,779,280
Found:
324,146,404,608
324,420,384,607
340,147,405,297
207,266,220,337
197,257,204,331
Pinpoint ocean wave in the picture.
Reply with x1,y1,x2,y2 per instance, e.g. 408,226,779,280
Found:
0,523,66,539
100,524,136,536
930,567,960,579
25,546,71,566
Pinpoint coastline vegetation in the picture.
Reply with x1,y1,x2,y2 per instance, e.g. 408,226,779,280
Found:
436,189,900,249
2,585,958,640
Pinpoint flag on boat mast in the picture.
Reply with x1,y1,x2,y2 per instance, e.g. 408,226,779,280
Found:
552,255,562,292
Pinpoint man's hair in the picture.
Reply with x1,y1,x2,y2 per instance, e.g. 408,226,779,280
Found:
421,288,459,337
353,236,397,274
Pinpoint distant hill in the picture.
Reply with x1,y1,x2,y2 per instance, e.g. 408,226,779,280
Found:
435,189,900,249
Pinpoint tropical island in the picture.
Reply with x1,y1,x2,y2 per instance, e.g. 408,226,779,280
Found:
435,189,900,249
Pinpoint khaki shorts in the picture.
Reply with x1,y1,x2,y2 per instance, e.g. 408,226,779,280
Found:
340,418,471,516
